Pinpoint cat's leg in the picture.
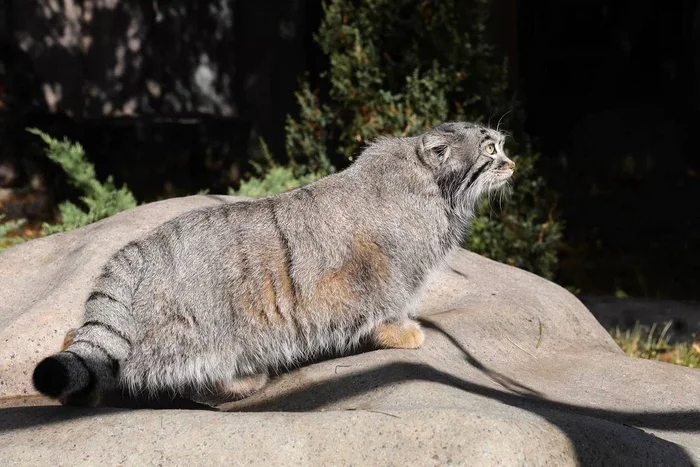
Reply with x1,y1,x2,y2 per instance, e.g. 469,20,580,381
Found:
372,319,425,349
191,373,269,407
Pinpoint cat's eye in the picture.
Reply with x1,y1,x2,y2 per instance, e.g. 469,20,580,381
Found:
485,144,495,155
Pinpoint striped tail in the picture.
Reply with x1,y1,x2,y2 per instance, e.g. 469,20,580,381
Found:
33,241,143,406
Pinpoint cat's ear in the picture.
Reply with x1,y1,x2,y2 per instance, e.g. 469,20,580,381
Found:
419,133,451,167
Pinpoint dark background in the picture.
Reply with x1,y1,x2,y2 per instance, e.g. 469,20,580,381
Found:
517,1,700,299
0,0,698,300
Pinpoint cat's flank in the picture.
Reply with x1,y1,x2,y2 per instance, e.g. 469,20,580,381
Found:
33,122,514,407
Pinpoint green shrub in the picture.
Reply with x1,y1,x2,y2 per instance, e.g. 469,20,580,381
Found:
229,139,323,197
467,153,563,279
0,129,138,253
278,0,563,278
230,166,322,197
26,128,137,235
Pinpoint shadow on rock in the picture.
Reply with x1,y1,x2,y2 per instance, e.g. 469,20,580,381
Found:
1,359,697,465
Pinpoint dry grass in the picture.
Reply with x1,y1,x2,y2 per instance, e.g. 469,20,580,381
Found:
610,321,700,368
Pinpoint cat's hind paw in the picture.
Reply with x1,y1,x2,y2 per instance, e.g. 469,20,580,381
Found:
191,373,269,407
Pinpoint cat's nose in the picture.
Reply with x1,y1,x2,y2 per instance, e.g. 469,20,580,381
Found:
503,158,515,170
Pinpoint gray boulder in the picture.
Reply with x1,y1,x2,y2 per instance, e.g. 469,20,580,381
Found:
1,196,698,466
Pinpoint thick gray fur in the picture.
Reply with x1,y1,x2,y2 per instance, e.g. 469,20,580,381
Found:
32,121,514,406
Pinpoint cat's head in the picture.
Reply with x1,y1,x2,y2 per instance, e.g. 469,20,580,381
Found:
418,121,514,216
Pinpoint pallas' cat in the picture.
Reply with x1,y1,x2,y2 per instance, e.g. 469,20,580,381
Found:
33,122,514,407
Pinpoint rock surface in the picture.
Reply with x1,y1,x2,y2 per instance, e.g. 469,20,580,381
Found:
1,195,699,466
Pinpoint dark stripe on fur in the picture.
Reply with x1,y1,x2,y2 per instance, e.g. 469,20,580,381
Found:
228,208,270,323
81,320,132,347
464,158,491,188
267,199,303,333
437,162,474,201
96,266,130,291
87,291,127,308
232,221,253,298
71,339,121,376
97,268,115,282
234,227,251,277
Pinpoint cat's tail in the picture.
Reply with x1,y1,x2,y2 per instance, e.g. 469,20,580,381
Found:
33,241,144,406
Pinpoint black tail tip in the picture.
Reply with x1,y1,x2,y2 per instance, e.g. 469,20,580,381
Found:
33,356,68,398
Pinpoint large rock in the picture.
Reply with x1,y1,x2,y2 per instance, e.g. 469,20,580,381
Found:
1,196,699,466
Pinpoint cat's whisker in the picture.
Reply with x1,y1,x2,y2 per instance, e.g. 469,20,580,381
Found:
496,110,512,133
500,184,509,209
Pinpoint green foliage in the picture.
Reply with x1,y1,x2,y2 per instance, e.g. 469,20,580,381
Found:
283,0,562,278
229,166,322,197
467,153,562,279
27,128,137,235
284,84,334,175
286,0,509,168
1,129,137,253
0,215,27,252
229,137,323,197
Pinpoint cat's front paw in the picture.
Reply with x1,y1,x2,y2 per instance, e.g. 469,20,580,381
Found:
373,320,425,349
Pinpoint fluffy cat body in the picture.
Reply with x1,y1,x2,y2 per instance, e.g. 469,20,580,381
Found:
33,122,514,406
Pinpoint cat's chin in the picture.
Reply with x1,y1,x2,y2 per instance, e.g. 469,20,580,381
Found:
492,173,513,188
